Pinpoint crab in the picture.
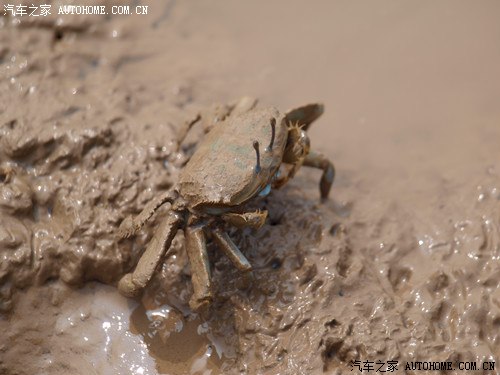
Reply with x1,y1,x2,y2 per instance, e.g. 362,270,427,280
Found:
117,97,335,310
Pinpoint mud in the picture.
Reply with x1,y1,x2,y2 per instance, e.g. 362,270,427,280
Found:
1,1,500,374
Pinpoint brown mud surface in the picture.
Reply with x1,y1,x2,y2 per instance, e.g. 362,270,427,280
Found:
1,1,500,374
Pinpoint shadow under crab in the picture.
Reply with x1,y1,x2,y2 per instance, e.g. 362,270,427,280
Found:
117,98,335,310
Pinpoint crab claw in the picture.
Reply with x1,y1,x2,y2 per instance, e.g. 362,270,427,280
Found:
222,210,268,229
284,103,324,130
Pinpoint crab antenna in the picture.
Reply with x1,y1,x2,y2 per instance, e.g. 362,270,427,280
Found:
267,118,276,152
253,140,261,173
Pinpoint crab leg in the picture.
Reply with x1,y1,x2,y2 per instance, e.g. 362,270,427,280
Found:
303,150,335,200
229,96,258,116
195,97,258,136
177,113,202,149
185,226,212,310
118,212,181,297
273,150,335,200
212,227,252,272
118,189,177,238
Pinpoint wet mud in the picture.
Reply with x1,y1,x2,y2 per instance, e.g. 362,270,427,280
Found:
1,1,500,374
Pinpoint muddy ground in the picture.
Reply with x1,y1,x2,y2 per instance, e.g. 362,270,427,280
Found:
1,1,500,374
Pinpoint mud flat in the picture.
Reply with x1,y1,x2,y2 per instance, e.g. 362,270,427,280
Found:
1,1,500,374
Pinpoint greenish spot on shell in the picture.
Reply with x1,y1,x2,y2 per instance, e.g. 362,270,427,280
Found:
210,139,252,171
210,138,224,152
234,158,246,170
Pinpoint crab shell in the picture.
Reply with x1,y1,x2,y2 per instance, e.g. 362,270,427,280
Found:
178,107,287,213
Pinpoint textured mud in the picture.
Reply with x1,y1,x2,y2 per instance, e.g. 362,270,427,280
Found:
1,1,500,374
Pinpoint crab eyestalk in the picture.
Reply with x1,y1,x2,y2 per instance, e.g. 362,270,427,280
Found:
253,140,261,173
266,117,276,152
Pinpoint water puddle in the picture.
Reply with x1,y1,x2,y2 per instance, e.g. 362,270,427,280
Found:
130,300,226,375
